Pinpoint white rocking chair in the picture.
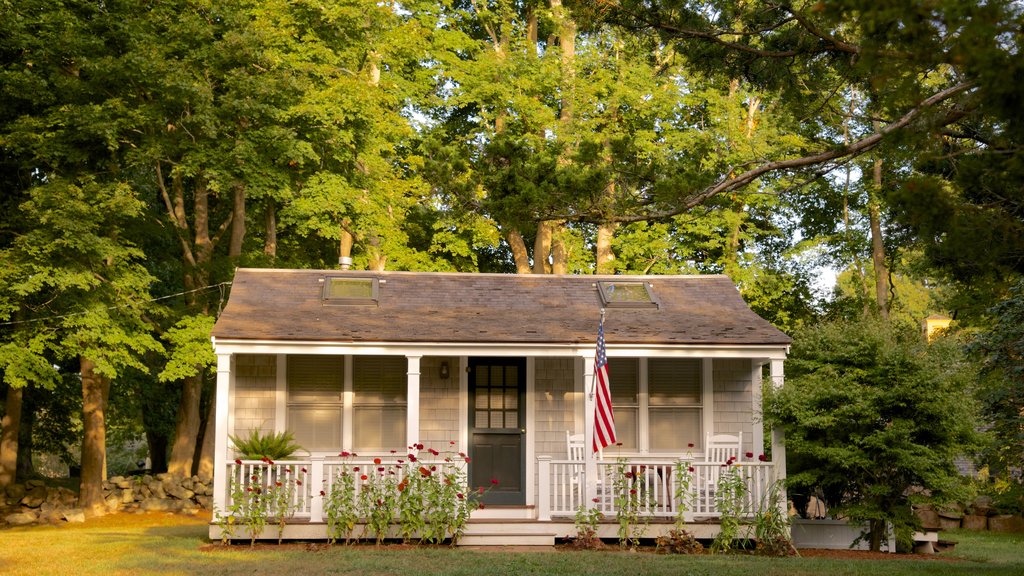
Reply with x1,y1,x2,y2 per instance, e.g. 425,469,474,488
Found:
701,432,743,514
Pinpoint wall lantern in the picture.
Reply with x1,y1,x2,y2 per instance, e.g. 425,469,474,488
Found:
440,361,450,380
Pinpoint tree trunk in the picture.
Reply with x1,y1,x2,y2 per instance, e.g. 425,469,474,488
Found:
0,384,23,488
595,222,618,274
869,127,890,319
16,394,35,480
195,395,216,481
506,229,532,274
869,518,885,552
264,201,277,258
533,221,553,274
145,428,168,474
79,357,110,517
228,184,246,258
167,374,202,477
551,226,568,274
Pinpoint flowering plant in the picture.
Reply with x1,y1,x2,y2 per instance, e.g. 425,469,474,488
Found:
711,459,748,553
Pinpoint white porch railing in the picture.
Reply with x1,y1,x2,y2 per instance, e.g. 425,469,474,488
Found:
225,456,468,523
223,457,777,525
537,457,777,521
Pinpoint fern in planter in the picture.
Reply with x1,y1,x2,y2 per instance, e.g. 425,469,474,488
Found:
230,429,306,460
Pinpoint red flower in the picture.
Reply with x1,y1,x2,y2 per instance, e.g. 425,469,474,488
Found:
430,465,437,471
419,466,431,477
478,486,485,494
629,489,637,495
373,457,382,465
688,466,695,473
592,497,601,503
319,490,326,496
360,474,368,481
408,454,418,462
301,467,307,473
457,493,464,499
464,457,471,463
397,459,405,464
251,475,259,481
415,443,424,450
687,443,695,448
390,450,397,454
351,452,358,457
458,452,466,458
398,480,408,492
234,458,242,465
450,441,456,445
296,480,302,486
246,487,253,492
284,468,291,474
478,503,486,510
745,452,754,459
758,454,768,462
490,479,499,485
428,448,439,456
353,466,360,472
624,471,634,479
377,467,385,472
275,481,282,487
340,451,350,457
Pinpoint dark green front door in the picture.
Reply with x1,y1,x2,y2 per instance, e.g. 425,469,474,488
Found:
468,357,526,505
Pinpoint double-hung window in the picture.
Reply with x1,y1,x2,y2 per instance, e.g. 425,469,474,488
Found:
607,357,704,453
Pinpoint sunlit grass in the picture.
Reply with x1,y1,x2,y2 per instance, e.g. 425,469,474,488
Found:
1,513,1022,576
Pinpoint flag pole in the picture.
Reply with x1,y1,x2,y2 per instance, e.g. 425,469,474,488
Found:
589,308,605,401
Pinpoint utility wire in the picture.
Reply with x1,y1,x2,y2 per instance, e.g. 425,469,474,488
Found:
0,281,233,327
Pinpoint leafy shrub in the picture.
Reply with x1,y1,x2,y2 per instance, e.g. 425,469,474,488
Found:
230,429,305,460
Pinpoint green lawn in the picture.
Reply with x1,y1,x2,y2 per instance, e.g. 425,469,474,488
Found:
0,514,1021,576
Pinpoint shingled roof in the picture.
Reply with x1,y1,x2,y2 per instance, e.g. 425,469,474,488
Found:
211,269,791,346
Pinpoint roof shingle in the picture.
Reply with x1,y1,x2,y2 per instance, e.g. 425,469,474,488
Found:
211,269,791,346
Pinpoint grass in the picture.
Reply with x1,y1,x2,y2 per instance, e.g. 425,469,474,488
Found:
0,514,1022,576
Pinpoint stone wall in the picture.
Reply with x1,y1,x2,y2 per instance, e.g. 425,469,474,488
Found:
1,474,212,528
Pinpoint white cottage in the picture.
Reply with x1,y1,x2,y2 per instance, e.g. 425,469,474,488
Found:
209,269,791,544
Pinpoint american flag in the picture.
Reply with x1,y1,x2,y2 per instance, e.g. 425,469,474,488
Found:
592,318,617,452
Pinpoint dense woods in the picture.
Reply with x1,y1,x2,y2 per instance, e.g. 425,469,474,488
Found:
1,0,1022,522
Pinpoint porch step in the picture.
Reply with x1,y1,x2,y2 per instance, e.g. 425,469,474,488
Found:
471,505,535,520
462,528,561,541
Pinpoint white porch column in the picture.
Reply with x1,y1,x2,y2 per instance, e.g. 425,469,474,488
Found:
769,359,787,516
212,352,233,516
406,355,422,449
751,360,765,457
309,456,325,523
581,351,597,505
537,455,552,521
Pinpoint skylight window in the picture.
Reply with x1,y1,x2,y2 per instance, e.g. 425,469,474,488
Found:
597,281,658,309
323,277,379,305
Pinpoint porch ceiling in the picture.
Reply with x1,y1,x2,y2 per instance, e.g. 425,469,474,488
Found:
211,269,791,347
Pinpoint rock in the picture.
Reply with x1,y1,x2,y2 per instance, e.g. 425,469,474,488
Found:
988,514,1024,533
55,487,77,506
140,498,182,512
25,479,46,489
6,484,26,501
913,541,936,555
971,495,994,516
915,508,942,530
105,494,121,512
962,514,988,531
165,483,195,501
20,486,47,508
155,472,173,482
63,508,86,523
140,485,152,499
102,481,114,491
151,483,166,499
121,488,134,504
181,478,194,491
939,517,961,531
114,477,132,490
195,495,213,510
937,503,964,519
5,510,39,526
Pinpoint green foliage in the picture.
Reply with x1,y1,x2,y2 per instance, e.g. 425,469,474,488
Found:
969,281,1024,486
710,463,748,554
571,501,604,550
765,316,981,550
229,430,305,461
158,314,216,382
